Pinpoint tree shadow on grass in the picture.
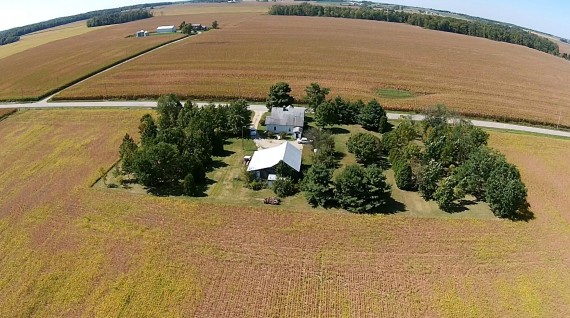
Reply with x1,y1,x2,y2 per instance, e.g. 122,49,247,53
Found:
210,159,229,170
334,151,345,163
148,184,184,197
443,199,478,214
327,127,350,135
506,201,535,222
364,197,407,215
217,148,235,158
147,177,215,198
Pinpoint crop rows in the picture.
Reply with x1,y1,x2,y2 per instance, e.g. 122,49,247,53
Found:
57,12,570,127
0,16,185,101
1,110,570,316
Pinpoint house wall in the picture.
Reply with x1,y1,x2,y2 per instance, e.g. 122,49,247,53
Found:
266,124,294,134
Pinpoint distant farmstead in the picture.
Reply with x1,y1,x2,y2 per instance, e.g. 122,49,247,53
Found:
191,24,208,31
265,106,305,139
156,25,176,33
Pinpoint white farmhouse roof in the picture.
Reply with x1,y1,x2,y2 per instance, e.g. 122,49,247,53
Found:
266,107,305,127
247,142,302,172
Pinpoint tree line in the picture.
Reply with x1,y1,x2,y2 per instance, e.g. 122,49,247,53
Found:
269,81,529,219
117,95,251,195
0,2,173,46
86,10,153,28
383,106,529,219
268,3,560,56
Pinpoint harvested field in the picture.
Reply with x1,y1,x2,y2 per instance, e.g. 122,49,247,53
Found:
0,108,16,119
1,109,570,316
0,21,105,60
0,17,185,101
57,10,570,127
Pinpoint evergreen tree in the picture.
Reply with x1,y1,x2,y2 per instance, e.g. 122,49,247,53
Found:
301,164,334,207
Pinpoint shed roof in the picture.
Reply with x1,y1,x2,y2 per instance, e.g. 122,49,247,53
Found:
265,107,305,127
157,25,175,30
247,142,302,172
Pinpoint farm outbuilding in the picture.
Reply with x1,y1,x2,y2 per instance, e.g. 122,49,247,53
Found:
135,30,149,37
247,142,302,180
265,106,305,139
156,25,176,33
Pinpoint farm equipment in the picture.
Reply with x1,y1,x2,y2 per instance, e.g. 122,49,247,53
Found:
263,197,281,205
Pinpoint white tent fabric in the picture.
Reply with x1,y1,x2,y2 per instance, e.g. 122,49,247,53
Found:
247,142,302,172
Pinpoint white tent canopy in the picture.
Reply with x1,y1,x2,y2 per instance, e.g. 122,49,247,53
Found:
247,142,302,172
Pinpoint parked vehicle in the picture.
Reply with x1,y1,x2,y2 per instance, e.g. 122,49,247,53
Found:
297,137,309,144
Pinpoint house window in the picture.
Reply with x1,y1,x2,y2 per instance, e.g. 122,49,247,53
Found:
288,128,291,132
274,126,276,131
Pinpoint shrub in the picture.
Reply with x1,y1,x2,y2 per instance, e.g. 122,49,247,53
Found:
273,177,297,197
393,159,416,191
434,176,461,212
183,173,198,196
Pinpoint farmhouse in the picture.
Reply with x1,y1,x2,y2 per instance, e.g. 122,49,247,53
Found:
247,142,302,182
135,30,149,37
265,106,305,139
191,24,208,31
156,25,176,33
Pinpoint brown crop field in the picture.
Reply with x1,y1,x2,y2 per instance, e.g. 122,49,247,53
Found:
0,17,186,101
0,21,106,60
1,109,570,316
57,7,570,127
0,108,16,119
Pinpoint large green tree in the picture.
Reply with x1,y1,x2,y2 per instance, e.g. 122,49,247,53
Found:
314,101,339,128
454,146,502,200
418,160,444,200
346,132,383,166
139,114,157,146
133,142,181,187
156,94,183,130
226,99,252,136
485,161,528,218
266,82,294,110
335,164,391,213
357,99,387,132
301,164,334,207
303,82,330,111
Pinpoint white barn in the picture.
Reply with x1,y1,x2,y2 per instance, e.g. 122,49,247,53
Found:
156,25,176,33
265,106,305,139
247,142,302,180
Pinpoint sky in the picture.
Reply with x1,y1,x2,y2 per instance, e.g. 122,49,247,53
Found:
1,0,569,39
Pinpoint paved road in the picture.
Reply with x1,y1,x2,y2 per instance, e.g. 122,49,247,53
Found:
0,27,567,139
1,101,569,138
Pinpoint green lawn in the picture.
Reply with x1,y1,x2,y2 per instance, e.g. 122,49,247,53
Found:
97,120,493,219
377,88,416,99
